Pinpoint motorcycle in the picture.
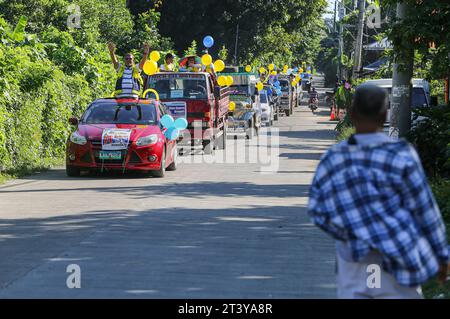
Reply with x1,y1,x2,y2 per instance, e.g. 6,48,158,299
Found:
309,97,318,112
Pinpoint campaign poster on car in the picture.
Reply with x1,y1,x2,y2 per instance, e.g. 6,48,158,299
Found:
101,129,132,150
164,101,187,120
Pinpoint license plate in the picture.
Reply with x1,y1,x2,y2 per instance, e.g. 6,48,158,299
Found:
99,151,122,160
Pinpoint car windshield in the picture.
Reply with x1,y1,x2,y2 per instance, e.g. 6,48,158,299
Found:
411,88,428,107
82,101,157,125
147,74,208,99
229,85,249,96
260,91,268,103
386,87,428,109
279,80,289,92
230,95,251,104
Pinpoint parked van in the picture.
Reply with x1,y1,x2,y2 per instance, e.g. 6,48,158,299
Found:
362,78,431,123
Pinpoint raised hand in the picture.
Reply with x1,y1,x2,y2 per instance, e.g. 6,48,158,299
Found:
107,42,116,53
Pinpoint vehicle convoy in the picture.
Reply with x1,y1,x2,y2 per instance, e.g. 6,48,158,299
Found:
66,97,177,178
278,75,296,116
145,72,230,154
227,94,261,139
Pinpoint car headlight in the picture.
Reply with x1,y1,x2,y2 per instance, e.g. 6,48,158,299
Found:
70,132,87,145
136,134,158,147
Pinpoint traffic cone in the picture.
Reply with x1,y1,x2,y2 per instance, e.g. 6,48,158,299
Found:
330,105,336,121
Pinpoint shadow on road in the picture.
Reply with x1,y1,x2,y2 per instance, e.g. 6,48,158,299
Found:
0,173,311,200
279,129,335,141
0,204,336,298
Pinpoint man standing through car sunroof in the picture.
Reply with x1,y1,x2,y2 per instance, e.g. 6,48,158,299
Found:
308,84,449,299
108,42,149,98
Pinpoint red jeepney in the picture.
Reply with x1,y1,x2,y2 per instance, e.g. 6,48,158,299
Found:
145,72,229,154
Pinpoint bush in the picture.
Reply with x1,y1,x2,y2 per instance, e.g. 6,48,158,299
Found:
407,105,450,178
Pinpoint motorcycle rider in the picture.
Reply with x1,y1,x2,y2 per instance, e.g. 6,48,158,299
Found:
309,87,319,109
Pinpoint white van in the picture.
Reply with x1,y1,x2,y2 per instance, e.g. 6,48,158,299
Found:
363,78,431,124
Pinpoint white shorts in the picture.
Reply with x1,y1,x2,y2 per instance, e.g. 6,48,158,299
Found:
336,251,424,299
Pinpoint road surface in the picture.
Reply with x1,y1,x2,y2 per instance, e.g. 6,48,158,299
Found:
0,79,337,298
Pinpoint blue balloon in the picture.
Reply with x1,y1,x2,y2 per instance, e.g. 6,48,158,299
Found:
164,127,180,140
294,67,299,72
174,118,188,130
203,36,214,48
160,114,174,128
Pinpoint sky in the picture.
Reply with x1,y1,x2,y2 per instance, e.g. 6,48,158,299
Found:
324,0,337,20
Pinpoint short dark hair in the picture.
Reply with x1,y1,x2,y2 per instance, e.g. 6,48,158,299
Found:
165,53,174,60
351,83,388,119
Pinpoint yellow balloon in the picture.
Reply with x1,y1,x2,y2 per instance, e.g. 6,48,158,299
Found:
299,68,304,73
271,71,277,75
291,80,297,87
259,67,266,74
217,75,227,87
201,54,212,66
214,60,225,72
296,75,300,82
143,60,158,75
226,76,234,86
256,82,264,91
150,51,160,62
229,102,236,112
268,64,275,71
245,65,252,72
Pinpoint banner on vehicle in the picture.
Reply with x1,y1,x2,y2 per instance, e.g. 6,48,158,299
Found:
164,102,187,120
101,129,132,150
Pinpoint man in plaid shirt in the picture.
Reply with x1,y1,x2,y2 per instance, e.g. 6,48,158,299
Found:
308,84,449,298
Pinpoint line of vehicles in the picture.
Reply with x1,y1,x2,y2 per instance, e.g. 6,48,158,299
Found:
66,68,304,178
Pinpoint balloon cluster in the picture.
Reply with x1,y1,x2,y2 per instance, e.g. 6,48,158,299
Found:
217,75,233,87
201,35,226,73
160,115,188,140
143,50,161,75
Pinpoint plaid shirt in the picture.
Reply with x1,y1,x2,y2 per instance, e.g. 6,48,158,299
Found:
308,134,448,287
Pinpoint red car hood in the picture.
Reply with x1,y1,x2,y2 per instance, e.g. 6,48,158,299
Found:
77,124,161,141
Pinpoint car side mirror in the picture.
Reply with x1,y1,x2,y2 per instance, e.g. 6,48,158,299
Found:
69,117,79,126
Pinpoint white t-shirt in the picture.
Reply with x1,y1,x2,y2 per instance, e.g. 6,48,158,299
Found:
116,64,141,95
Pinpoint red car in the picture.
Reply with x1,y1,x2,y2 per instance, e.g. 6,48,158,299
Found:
66,97,177,178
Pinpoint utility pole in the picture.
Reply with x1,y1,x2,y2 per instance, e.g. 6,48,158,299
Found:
352,0,365,79
337,1,345,81
390,2,414,138
333,0,337,33
234,24,239,66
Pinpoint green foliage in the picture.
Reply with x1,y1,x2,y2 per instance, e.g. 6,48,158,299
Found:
335,85,353,110
218,45,228,62
383,0,450,79
0,1,166,176
407,105,450,178
336,125,355,142
184,40,197,57
156,0,327,66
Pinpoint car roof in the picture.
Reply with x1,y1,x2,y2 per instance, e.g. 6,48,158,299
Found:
151,71,209,76
363,78,428,88
93,97,159,105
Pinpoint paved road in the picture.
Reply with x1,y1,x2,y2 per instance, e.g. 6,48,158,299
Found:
0,81,337,298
